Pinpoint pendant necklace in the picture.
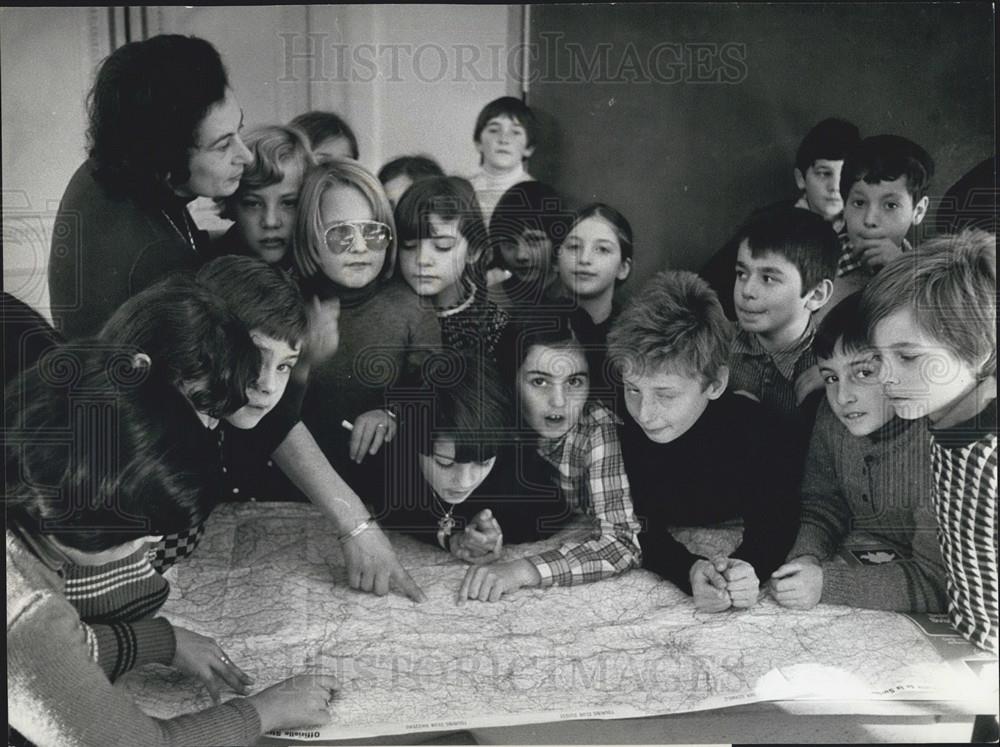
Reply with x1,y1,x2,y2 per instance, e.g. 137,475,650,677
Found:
436,498,457,549
162,208,198,254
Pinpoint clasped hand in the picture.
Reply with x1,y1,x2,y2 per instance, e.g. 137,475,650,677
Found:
450,509,503,564
690,557,760,612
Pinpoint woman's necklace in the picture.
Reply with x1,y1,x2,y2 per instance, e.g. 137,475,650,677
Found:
436,498,457,549
161,208,198,254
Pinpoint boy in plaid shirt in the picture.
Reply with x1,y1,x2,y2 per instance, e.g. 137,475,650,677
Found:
728,206,840,438
456,312,641,602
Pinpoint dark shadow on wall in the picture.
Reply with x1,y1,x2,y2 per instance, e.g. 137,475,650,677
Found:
526,2,995,291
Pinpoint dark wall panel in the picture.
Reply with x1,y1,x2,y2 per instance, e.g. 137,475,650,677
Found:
528,3,995,290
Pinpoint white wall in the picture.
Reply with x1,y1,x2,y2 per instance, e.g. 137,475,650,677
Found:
305,4,520,175
1,5,520,314
1,7,109,315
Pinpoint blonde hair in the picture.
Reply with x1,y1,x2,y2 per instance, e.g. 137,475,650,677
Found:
293,158,397,283
218,124,314,220
607,270,734,387
861,228,996,377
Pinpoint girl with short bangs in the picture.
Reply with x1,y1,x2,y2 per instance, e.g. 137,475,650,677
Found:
394,176,509,363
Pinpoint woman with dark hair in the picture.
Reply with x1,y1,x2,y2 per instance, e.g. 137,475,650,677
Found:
48,34,252,340
6,345,340,745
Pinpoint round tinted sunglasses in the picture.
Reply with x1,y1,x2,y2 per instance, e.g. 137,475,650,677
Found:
324,220,392,254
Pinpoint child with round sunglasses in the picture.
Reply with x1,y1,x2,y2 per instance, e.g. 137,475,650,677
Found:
394,176,509,364
292,159,441,499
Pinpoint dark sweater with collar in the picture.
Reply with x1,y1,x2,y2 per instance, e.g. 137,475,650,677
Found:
48,160,210,340
788,401,946,612
621,392,800,594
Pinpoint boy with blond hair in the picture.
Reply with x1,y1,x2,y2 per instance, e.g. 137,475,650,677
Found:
608,271,799,611
861,228,996,653
212,124,315,269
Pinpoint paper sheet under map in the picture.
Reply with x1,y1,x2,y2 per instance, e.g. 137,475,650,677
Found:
120,503,997,740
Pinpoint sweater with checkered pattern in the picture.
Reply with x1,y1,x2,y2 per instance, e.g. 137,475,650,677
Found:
929,385,998,653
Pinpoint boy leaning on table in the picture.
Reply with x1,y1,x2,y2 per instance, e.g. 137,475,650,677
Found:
608,270,801,612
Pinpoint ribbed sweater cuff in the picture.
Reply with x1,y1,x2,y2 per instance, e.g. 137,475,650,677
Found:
221,698,264,743
819,564,857,605
786,525,834,562
92,618,176,681
131,617,176,667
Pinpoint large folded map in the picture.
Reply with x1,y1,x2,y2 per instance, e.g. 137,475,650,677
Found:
121,503,997,741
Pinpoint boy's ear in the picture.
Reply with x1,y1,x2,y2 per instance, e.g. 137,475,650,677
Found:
911,195,930,226
523,143,535,160
616,257,633,282
706,366,729,399
804,278,835,313
467,242,485,265
132,352,152,369
794,168,806,191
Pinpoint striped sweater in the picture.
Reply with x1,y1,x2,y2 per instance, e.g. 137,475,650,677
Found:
929,387,998,654
61,543,177,680
7,528,261,746
788,401,947,612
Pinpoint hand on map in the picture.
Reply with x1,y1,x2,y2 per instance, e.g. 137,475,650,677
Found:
690,557,732,612
794,364,824,405
171,626,254,704
769,555,823,609
457,558,541,604
342,521,427,602
248,674,342,732
450,509,503,565
720,558,760,608
349,409,397,462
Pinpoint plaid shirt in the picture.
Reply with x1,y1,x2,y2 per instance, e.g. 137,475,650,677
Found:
529,402,642,586
728,323,816,419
